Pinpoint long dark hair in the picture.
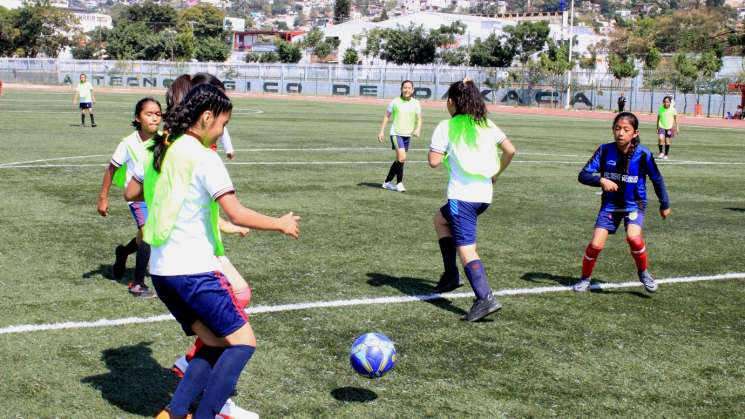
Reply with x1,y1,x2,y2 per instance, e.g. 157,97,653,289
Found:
150,84,233,172
400,80,413,99
447,80,487,125
131,97,161,129
165,74,193,115
613,111,640,173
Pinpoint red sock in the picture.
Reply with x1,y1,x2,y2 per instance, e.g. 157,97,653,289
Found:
627,236,648,272
581,243,603,278
185,338,204,363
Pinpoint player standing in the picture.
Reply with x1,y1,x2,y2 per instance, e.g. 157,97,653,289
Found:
377,80,422,192
73,73,96,127
656,96,679,160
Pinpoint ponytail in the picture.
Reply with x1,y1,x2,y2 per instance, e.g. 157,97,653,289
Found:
447,80,487,125
149,83,233,172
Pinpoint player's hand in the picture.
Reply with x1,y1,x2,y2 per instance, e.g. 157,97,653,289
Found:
234,226,250,237
600,178,618,192
226,152,235,160
97,197,108,217
377,132,385,143
413,128,421,138
279,211,301,239
660,208,671,219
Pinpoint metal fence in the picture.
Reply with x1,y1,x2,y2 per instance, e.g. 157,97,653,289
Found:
1,58,742,117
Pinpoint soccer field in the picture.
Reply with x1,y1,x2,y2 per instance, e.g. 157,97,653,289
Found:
1,90,745,418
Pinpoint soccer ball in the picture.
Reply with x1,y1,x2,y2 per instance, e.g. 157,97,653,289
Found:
349,333,397,378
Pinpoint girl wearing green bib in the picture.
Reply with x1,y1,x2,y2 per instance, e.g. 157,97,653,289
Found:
378,80,422,192
97,97,162,298
126,84,299,419
656,96,679,160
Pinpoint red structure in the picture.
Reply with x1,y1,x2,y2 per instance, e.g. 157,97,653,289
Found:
728,83,745,110
231,30,305,51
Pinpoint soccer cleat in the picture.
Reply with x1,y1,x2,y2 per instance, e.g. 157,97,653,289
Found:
381,182,396,191
113,245,127,279
639,270,658,293
433,273,463,294
129,283,157,299
171,355,188,378
395,183,406,192
658,153,665,159
217,398,260,419
662,155,669,160
573,277,592,292
154,408,191,419
462,292,502,322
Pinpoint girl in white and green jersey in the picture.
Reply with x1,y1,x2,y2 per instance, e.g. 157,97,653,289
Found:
377,80,423,192
97,97,162,298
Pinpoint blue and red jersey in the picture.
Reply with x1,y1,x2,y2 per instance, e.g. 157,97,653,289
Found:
579,142,670,212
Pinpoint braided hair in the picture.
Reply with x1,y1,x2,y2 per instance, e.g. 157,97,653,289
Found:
150,83,233,172
165,74,193,116
613,111,640,174
447,80,487,125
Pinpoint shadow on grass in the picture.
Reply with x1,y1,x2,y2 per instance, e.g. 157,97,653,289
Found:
366,272,467,316
82,342,177,416
82,264,132,286
520,272,650,299
725,207,745,213
331,386,378,403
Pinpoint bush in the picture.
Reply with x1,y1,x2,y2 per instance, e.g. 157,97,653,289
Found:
342,48,358,65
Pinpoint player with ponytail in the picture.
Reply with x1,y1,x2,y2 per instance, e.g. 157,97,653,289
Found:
428,79,516,322
574,112,671,293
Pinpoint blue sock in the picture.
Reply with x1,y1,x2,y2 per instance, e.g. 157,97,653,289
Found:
169,345,225,416
438,237,459,280
464,259,491,300
194,345,255,419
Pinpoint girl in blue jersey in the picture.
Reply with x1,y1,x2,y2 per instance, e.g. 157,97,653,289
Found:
127,84,300,419
428,79,516,322
574,112,671,293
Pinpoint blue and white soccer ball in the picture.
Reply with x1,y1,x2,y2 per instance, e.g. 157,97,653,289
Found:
349,332,397,378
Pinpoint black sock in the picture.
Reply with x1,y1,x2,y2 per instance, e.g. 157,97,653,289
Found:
134,242,150,285
396,161,405,184
664,144,670,155
658,144,663,153
123,238,138,255
90,114,95,125
385,161,398,183
81,114,85,125
438,237,459,280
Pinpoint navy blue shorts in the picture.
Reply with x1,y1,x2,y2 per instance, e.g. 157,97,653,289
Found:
151,271,247,338
594,209,645,234
439,199,490,247
79,102,93,110
128,201,148,229
390,135,411,151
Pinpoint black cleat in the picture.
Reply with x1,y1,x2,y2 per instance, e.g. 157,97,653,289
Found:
462,292,502,322
129,283,156,299
433,273,463,294
91,123,97,127
112,245,127,279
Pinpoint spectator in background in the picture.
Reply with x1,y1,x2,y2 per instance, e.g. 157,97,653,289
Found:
617,92,626,113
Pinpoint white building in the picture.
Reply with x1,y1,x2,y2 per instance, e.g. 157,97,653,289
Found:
72,11,113,33
224,17,246,32
317,11,607,66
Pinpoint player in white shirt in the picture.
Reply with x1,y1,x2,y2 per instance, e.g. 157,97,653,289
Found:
377,80,422,192
97,97,162,298
72,74,96,127
428,79,516,322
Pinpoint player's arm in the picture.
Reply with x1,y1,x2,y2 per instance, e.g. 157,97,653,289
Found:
673,114,679,134
91,88,95,103
72,88,78,105
219,217,249,236
97,163,118,216
428,149,444,168
124,177,144,202
645,152,671,218
377,111,391,142
578,147,616,191
492,139,516,183
217,193,300,239
220,129,235,159
413,108,423,138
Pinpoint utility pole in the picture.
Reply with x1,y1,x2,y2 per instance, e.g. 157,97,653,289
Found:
564,0,574,110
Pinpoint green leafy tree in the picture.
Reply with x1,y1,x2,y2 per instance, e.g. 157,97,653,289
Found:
194,36,230,62
303,28,324,48
469,33,515,67
504,21,550,64
117,1,178,32
179,4,226,39
380,24,437,65
333,0,351,24
12,1,78,57
644,47,662,70
672,53,697,112
342,47,358,64
314,40,333,60
608,53,639,82
258,51,279,62
276,39,302,63
439,46,468,66
538,40,573,76
0,6,19,56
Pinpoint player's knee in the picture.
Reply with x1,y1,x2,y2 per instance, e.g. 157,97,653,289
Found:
626,235,645,251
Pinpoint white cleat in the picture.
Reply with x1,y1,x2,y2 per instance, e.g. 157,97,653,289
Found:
658,153,665,159
396,183,406,192
217,398,259,419
382,181,397,191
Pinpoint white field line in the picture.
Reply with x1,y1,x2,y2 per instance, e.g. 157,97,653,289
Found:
1,272,743,336
0,154,108,167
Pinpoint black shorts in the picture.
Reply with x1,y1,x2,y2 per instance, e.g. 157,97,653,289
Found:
79,102,93,110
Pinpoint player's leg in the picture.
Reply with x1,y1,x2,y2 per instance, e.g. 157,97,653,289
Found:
574,212,614,292
625,214,657,292
80,104,86,126
382,136,400,190
394,138,409,192
89,106,96,127
663,133,671,159
433,207,461,293
657,130,665,158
